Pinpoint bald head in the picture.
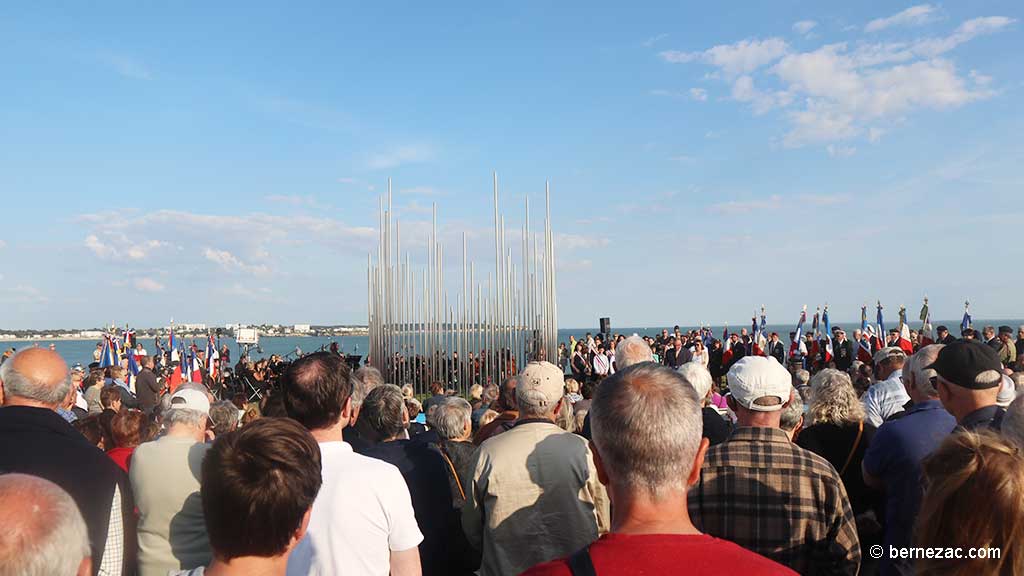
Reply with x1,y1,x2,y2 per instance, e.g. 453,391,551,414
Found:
0,474,90,576
0,349,70,408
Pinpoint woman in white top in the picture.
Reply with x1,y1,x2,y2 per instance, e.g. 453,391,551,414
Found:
690,340,709,367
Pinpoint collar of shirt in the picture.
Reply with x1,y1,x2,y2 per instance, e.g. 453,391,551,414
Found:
726,426,791,444
958,405,1005,430
514,418,556,428
905,398,946,415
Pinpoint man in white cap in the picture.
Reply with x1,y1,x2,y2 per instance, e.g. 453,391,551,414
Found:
130,387,213,575
689,356,861,575
463,360,610,576
862,347,910,426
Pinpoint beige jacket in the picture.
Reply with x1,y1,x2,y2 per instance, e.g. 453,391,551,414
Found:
462,420,610,576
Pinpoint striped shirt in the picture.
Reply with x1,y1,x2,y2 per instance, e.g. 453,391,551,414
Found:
689,426,861,576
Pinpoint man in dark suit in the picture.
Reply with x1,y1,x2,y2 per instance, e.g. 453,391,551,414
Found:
135,355,163,414
936,325,956,345
664,338,692,368
833,329,854,371
766,333,786,365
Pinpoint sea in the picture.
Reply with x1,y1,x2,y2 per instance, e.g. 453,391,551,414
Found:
8,320,1021,367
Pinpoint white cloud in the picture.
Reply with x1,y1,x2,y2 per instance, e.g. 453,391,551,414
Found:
0,284,48,304
660,37,789,77
97,52,153,80
793,20,818,35
689,87,708,101
710,193,849,214
84,234,116,258
133,278,165,292
642,33,669,47
710,195,782,214
827,144,857,157
366,145,435,170
203,248,271,275
669,14,1012,148
866,5,938,33
0,240,7,249
399,186,442,196
731,76,791,114
265,194,317,206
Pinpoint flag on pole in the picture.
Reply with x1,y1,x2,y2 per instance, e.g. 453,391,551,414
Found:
961,301,972,334
823,305,834,362
897,305,914,354
876,301,886,345
127,349,141,393
812,308,820,339
206,334,219,378
169,323,180,362
722,325,731,352
98,335,117,368
790,306,807,359
919,298,933,344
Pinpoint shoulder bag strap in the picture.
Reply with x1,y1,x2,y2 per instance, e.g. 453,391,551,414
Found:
567,545,597,576
839,420,865,476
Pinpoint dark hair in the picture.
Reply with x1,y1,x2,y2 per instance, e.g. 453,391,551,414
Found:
100,387,121,409
110,410,145,448
281,352,352,430
201,417,322,560
73,414,109,448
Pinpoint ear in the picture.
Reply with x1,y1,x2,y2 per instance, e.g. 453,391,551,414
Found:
0,378,6,405
936,380,951,403
340,396,353,422
289,508,313,551
687,437,709,487
589,440,610,487
76,556,92,576
554,397,564,416
726,395,738,412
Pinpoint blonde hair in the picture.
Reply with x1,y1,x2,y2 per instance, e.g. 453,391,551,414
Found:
554,395,575,432
478,409,499,429
808,369,865,425
564,378,580,394
916,431,1024,576
469,384,484,401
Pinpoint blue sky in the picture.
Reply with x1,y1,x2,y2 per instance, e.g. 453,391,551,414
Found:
1,2,1021,329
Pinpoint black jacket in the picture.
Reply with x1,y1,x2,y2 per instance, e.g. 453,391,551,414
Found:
834,339,854,370
664,346,692,368
0,406,136,575
767,341,786,365
135,368,162,413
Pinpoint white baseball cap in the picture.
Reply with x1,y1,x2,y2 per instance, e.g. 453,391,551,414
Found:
727,356,793,412
169,388,211,416
518,361,565,408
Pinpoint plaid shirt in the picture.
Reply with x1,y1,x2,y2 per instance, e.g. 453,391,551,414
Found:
689,427,861,576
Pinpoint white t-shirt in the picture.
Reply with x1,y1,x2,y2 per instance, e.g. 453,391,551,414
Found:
286,441,423,576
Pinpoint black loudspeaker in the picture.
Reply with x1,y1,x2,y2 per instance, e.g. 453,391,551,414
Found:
599,317,611,336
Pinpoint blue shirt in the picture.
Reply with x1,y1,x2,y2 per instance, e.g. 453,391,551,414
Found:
862,399,956,575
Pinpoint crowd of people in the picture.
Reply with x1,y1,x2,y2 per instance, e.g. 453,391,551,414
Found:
1,321,1023,576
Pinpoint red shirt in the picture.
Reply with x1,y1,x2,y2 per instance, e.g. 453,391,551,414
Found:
520,533,797,576
106,446,135,474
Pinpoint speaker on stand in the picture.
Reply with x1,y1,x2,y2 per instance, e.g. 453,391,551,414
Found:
599,317,611,341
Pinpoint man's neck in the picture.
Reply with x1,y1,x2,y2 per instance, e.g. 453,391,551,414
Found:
516,413,554,423
203,553,289,576
2,398,57,410
310,422,346,444
609,488,701,536
166,424,205,442
735,412,782,429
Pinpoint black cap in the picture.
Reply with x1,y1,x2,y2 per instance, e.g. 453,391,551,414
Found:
999,325,1013,335
925,340,1003,390
936,325,948,333
87,362,100,370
